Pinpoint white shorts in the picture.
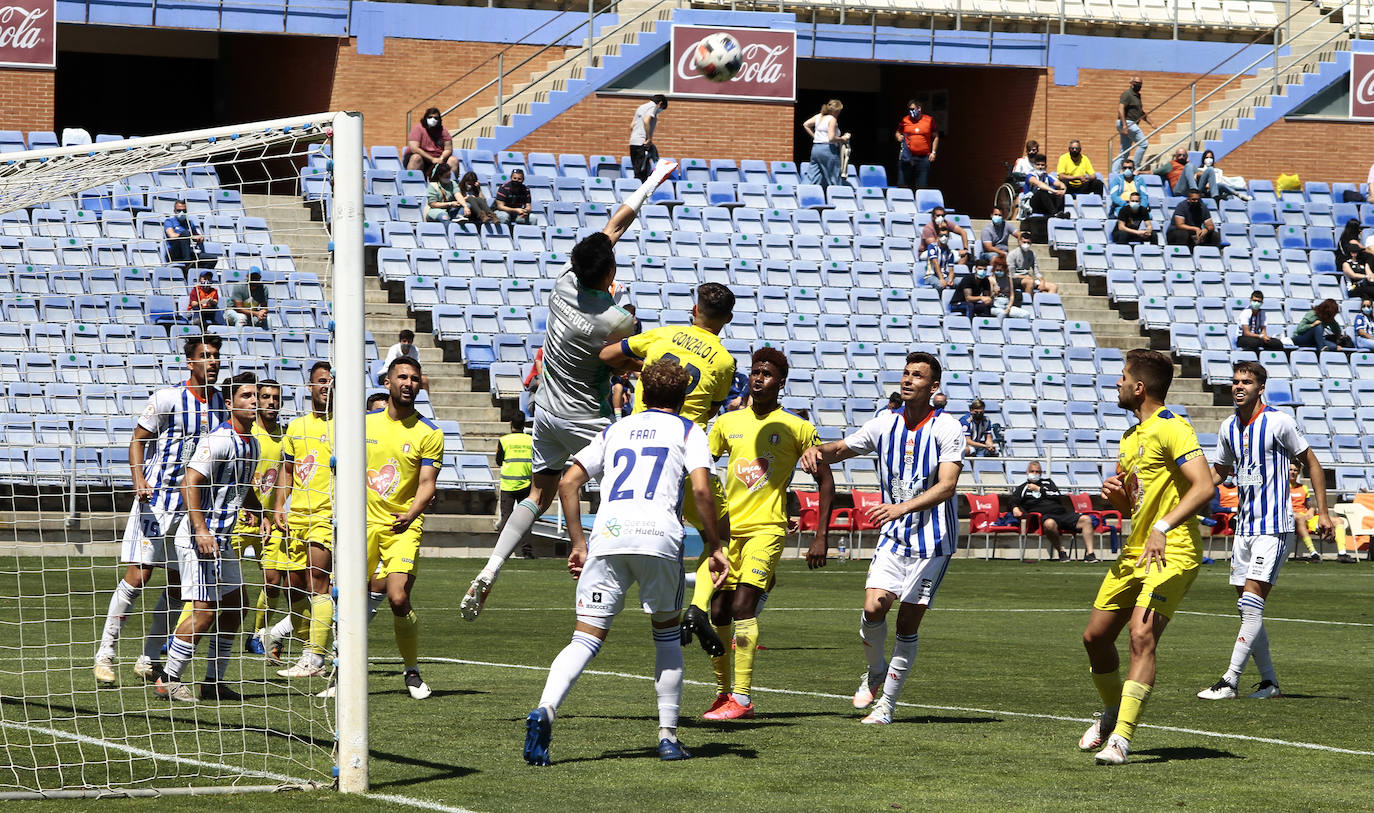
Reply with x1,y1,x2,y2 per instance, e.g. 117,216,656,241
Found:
865,550,951,607
575,553,684,620
120,502,180,571
175,522,243,603
532,410,609,473
1230,533,1292,587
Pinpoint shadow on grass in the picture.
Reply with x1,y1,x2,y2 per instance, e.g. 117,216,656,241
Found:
894,714,1003,725
368,688,482,699
1132,746,1243,763
369,748,478,789
553,741,760,764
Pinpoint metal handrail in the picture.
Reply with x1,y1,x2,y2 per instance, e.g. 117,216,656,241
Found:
1111,0,1360,169
448,0,677,142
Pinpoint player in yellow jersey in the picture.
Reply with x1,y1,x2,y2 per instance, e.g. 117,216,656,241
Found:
1079,349,1215,765
365,356,444,699
699,347,833,721
599,282,737,655
271,361,335,678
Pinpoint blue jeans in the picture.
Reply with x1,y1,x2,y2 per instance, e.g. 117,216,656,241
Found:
1196,167,1244,200
1356,334,1374,350
1292,326,1338,351
1113,121,1148,174
807,143,841,189
899,154,932,190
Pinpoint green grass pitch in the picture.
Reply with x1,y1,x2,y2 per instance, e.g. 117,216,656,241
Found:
5,555,1373,812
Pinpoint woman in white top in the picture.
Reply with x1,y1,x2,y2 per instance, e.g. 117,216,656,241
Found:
802,99,849,189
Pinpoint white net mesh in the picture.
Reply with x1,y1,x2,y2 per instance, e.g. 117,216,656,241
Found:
0,114,349,796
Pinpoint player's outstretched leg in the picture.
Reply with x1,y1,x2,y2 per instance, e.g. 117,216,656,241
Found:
523,707,552,767
465,495,545,621
525,629,603,765
1199,591,1279,700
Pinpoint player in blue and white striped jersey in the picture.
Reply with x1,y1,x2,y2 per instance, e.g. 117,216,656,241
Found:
800,351,966,724
1197,360,1332,702
95,334,226,686
155,372,260,703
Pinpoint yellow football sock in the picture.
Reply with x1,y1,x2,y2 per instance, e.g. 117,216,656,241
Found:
711,624,732,694
1091,668,1123,709
308,594,333,656
1335,522,1349,553
1300,534,1317,555
1112,679,1152,741
175,601,193,630
394,610,419,668
252,589,275,633
291,598,310,640
690,555,715,611
732,617,759,701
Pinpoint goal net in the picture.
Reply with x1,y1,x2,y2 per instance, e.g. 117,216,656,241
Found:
0,112,369,798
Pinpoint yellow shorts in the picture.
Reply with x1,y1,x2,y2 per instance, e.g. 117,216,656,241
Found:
724,531,786,591
259,524,307,572
682,474,728,533
288,518,334,555
367,523,422,578
1093,554,1199,620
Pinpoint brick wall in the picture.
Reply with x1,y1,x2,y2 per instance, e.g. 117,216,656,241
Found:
1220,118,1374,189
511,94,793,164
329,37,569,151
0,69,54,132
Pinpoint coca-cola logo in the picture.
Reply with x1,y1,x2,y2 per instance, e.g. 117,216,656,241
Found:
0,0,54,69
1351,53,1374,119
669,25,796,102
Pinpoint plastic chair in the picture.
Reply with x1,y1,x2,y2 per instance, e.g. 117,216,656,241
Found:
965,492,1022,560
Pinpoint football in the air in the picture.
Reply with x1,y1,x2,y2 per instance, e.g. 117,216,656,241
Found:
693,33,744,82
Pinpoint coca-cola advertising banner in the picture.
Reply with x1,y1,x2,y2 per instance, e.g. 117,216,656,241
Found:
669,25,796,102
0,0,55,70
1350,52,1374,120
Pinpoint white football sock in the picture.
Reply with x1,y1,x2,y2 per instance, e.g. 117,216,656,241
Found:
163,636,196,682
141,587,172,661
1223,593,1265,685
859,614,888,678
270,614,295,641
653,628,684,732
98,579,141,657
537,631,601,712
880,633,919,706
482,500,542,578
1250,625,1277,684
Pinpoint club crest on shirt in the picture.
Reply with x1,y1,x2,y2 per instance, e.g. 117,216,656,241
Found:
367,459,401,498
733,456,772,492
769,433,780,446
403,443,412,454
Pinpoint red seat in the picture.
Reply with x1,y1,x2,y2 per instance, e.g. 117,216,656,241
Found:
849,490,882,558
796,490,849,558
1069,492,1123,558
965,493,1022,559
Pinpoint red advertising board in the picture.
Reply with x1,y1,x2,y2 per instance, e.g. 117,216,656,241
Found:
1351,52,1374,120
669,24,796,103
0,0,55,70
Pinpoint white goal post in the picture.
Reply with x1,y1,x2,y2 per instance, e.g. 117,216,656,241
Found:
0,111,369,797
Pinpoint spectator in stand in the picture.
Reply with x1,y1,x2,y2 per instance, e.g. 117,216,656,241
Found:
1235,290,1282,351
1010,461,1098,562
628,94,667,181
989,256,1030,318
923,225,961,290
1007,230,1058,295
164,199,206,266
186,270,221,327
895,98,938,190
802,99,849,189
1156,147,1200,195
1337,219,1364,267
424,162,463,223
404,107,459,175
493,168,533,225
611,372,636,417
1291,298,1345,352
1055,140,1103,196
1352,298,1374,350
458,172,497,225
225,270,269,329
919,206,971,253
1106,158,1148,217
1012,140,1039,178
1113,75,1151,174
382,330,431,391
366,392,390,411
950,258,994,318
1166,189,1220,248
726,371,750,412
931,393,948,413
1025,154,1068,218
1341,236,1374,300
1112,192,1154,245
960,398,997,457
980,206,1014,263
1194,149,1252,201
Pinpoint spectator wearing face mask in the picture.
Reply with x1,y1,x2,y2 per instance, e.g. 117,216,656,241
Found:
1235,290,1282,351
919,206,970,253
225,270,270,328
1007,231,1058,294
1107,158,1148,217
405,107,460,175
1340,236,1374,300
186,270,221,327
922,225,961,289
960,398,997,457
1011,139,1039,179
493,169,533,225
1112,192,1154,245
896,98,938,190
1338,218,1365,266
980,206,1014,263
1113,76,1150,174
1353,299,1374,350
458,172,497,224
1055,140,1103,196
1166,189,1220,249
163,200,206,265
424,162,463,222
1292,298,1345,352
950,258,995,317
1011,461,1097,562
1156,148,1200,195
989,255,1030,319
1024,154,1067,218
1194,149,1252,201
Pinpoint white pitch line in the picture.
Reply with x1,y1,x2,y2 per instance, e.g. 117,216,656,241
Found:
390,656,1374,758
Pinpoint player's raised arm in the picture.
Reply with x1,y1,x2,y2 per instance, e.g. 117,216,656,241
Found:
557,462,592,577
688,466,729,588
800,439,857,474
603,159,678,245
599,338,643,373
